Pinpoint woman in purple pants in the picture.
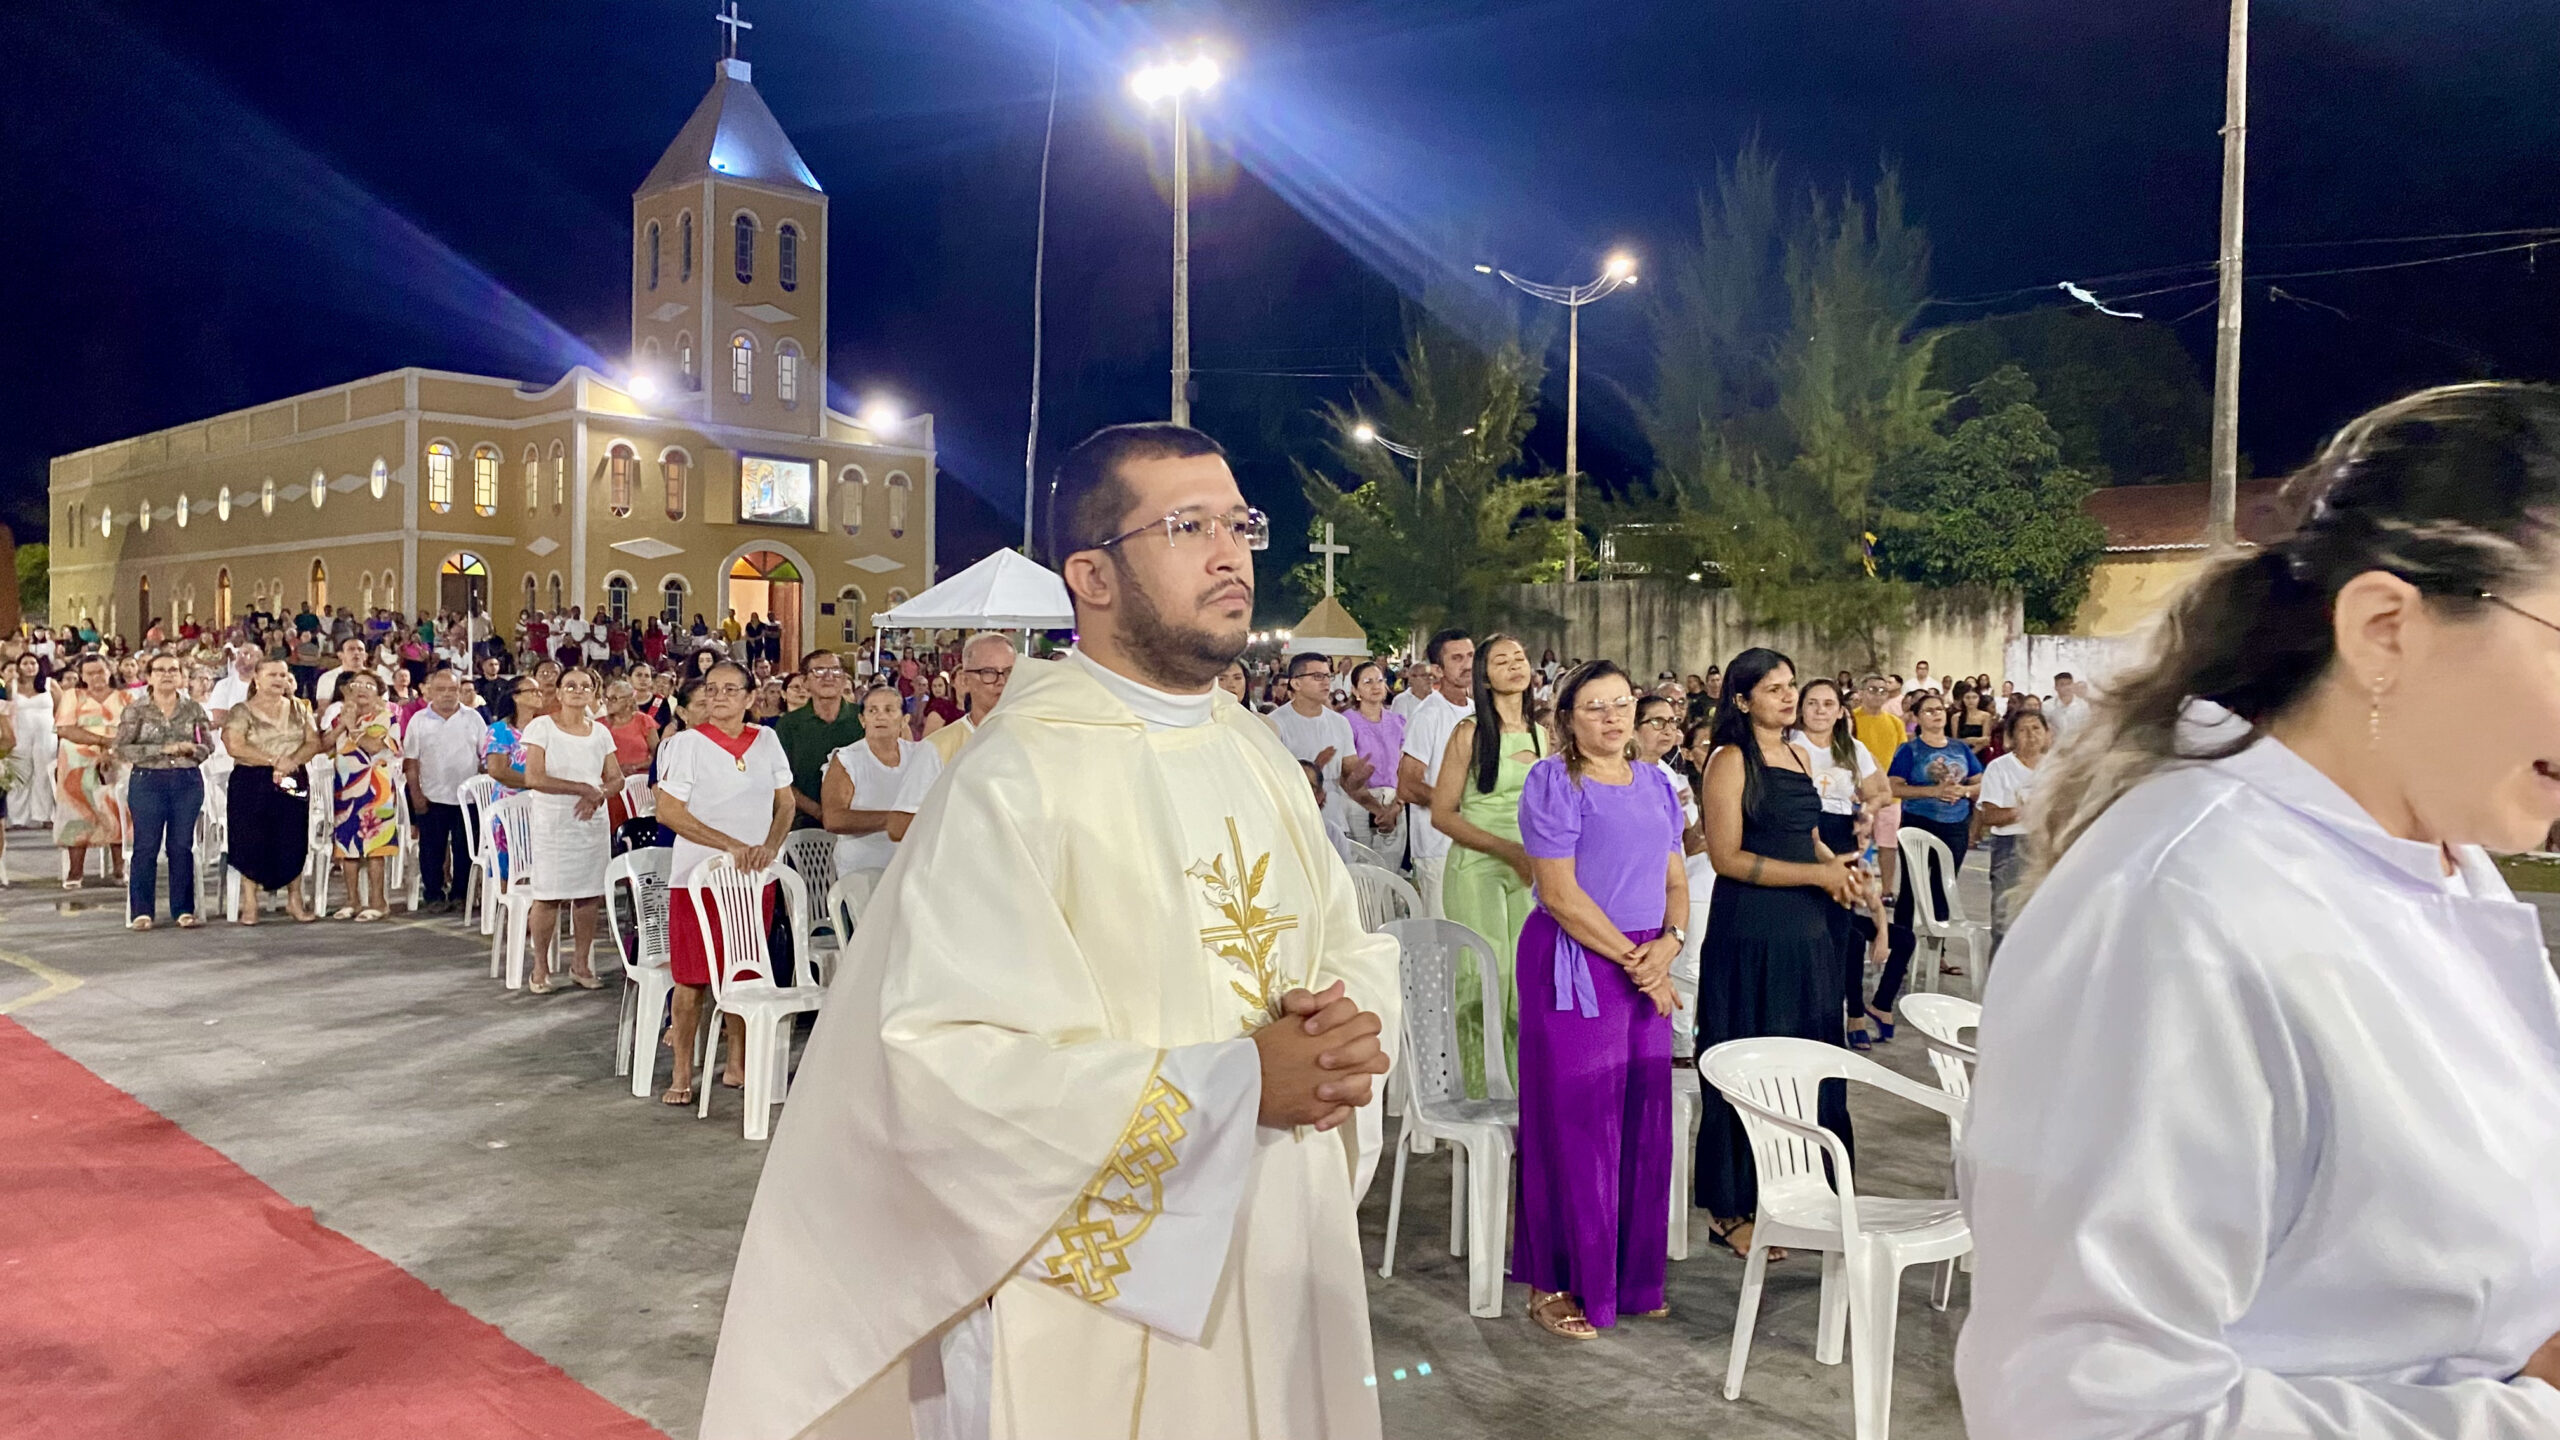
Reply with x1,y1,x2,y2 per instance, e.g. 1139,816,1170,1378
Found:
1511,659,1691,1339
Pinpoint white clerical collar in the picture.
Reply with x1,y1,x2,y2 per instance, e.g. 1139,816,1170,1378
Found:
1067,649,1215,731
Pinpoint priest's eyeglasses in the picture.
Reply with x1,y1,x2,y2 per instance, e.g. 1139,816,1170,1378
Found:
1092,506,1272,554
2480,590,2560,637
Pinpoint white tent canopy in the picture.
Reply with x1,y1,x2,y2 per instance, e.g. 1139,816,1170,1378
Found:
871,547,1072,633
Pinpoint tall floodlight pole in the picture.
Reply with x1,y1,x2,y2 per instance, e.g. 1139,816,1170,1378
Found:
1352,423,1423,493
2208,0,2248,548
1024,36,1059,553
1130,53,1222,427
1480,253,1638,582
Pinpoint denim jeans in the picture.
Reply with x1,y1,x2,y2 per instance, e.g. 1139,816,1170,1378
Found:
128,767,206,922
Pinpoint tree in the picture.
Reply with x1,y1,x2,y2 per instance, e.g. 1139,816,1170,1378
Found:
1617,141,1943,657
1878,366,2106,629
1294,314,1562,640
15,543,45,623
1929,307,2210,486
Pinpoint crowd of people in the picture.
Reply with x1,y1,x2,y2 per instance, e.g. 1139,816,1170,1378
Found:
28,398,2560,1436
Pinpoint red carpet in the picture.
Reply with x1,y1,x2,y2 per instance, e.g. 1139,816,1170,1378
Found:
0,1018,669,1440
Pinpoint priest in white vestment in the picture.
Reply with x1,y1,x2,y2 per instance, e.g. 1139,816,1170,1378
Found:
701,423,1400,1440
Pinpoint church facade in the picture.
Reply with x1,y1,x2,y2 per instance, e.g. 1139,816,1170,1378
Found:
47,52,934,661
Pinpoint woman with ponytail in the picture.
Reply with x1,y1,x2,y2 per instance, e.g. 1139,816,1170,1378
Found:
1959,384,2560,1435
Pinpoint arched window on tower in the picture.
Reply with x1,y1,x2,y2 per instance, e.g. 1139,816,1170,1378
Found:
549,572,565,613
733,212,757,285
645,220,660,291
522,573,538,615
888,472,912,538
660,575,688,626
677,332,695,388
425,441,455,513
607,444,636,518
471,444,499,516
678,211,694,282
836,467,864,535
730,334,755,401
836,586,864,646
523,446,540,512
604,573,634,622
549,441,566,513
776,341,801,409
661,447,689,521
778,224,800,292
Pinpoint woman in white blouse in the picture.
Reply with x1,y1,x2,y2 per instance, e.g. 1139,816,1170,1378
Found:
820,684,938,881
519,667,623,993
1960,383,2560,1436
652,660,794,1105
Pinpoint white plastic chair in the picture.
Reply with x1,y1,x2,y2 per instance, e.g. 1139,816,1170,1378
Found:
815,867,875,983
457,774,496,932
1347,863,1424,933
1701,1037,1972,1440
780,830,841,902
606,848,677,1098
687,857,827,1140
1376,916,1516,1317
303,754,336,916
485,795,540,989
1894,828,1985,998
1895,992,1982,1303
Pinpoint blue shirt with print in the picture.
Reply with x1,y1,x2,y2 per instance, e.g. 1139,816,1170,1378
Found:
1890,737,1983,825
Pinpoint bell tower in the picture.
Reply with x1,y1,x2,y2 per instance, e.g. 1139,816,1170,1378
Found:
630,2,826,439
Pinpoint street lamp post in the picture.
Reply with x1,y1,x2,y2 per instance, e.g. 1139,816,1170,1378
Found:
1130,54,1222,428
1480,253,1637,582
1352,423,1423,493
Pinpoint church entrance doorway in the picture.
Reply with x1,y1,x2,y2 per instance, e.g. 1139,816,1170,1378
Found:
439,552,490,619
725,550,802,663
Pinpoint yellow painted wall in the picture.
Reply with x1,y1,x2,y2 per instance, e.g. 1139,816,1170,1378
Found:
2076,557,2205,637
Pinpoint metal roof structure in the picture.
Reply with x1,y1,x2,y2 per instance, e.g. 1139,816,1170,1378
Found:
640,59,821,195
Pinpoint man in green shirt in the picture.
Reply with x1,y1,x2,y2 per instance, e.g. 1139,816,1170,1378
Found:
771,648,864,830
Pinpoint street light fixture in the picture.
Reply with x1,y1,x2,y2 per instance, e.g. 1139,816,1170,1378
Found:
1129,49,1223,427
1482,251,1640,582
1351,421,1423,492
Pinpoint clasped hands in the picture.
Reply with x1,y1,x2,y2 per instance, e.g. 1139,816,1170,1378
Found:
1591,932,1682,1019
1253,981,1392,1133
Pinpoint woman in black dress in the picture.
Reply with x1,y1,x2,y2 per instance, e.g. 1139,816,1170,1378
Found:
1693,647,1867,1258
222,659,322,923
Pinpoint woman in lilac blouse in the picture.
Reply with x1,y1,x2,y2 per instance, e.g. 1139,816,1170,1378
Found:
1341,659,1406,846
1511,660,1690,1340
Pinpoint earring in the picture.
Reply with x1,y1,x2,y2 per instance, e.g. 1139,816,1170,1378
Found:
2369,675,2388,747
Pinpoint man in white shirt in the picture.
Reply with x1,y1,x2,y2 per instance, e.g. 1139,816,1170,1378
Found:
206,645,259,727
2046,671,2089,738
1903,659,1938,696
1267,651,1365,844
400,668,490,914
1398,629,1476,918
926,632,1018,765
313,637,372,706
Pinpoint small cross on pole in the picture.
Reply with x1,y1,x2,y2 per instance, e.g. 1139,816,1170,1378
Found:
1310,522,1350,598
716,0,753,59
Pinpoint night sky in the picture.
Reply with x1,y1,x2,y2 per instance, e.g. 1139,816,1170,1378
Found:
9,0,2560,596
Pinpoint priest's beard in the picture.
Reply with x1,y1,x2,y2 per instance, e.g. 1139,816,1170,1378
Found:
1111,558,1250,691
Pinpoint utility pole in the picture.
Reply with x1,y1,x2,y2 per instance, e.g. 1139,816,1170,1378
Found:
1170,90,1192,427
2208,0,2248,548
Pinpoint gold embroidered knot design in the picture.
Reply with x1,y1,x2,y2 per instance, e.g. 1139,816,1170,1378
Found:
1036,1075,1192,1306
1187,816,1302,1033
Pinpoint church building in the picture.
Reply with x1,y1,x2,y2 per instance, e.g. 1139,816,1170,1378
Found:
46,30,934,661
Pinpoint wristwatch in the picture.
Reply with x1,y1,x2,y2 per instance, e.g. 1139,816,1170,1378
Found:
1662,924,1686,945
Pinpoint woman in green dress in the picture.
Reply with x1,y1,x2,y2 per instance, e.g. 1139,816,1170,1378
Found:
1431,634,1545,1097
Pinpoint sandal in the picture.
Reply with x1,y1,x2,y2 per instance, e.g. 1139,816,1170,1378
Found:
1528,1290,1599,1340
329,906,356,921
127,916,153,932
1709,1218,1789,1263
527,975,557,996
569,972,604,990
175,914,201,929
1847,1024,1874,1053
354,909,383,923
660,1084,695,1106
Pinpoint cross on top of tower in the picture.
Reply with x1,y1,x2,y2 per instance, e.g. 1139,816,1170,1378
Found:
716,0,752,60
